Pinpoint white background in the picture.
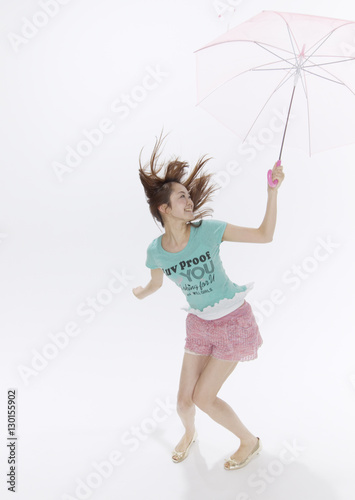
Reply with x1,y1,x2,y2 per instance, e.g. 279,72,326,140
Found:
0,0,355,499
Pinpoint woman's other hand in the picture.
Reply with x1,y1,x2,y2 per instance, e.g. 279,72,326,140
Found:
132,286,144,299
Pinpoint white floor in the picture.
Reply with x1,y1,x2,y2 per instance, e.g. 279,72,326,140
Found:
1,282,355,500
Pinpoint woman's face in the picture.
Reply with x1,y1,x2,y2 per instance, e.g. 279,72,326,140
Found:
164,182,194,221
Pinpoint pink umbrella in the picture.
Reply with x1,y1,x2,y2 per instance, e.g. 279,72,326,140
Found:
194,11,355,186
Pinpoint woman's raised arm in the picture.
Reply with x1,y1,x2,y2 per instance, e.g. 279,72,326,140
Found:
222,162,285,244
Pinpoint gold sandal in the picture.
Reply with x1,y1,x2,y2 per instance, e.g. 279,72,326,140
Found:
172,430,198,463
224,437,262,470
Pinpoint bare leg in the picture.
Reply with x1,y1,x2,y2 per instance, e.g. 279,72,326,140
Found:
205,397,255,440
173,351,210,457
192,356,258,467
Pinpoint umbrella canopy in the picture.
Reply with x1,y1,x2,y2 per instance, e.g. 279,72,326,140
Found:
195,11,355,158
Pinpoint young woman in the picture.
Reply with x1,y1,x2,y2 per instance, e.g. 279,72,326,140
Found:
132,130,285,470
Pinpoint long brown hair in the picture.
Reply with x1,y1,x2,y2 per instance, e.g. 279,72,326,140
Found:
138,129,220,230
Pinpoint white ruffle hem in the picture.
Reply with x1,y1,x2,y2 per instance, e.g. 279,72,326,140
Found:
180,282,255,320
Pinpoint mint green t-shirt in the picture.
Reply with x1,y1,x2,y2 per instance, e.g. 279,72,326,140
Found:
145,219,248,312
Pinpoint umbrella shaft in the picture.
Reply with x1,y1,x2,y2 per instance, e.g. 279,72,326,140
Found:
278,85,296,162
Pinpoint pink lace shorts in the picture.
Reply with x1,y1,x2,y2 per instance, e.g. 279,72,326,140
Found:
184,300,263,362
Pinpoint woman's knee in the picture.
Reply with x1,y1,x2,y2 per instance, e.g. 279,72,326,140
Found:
177,393,195,413
192,388,213,411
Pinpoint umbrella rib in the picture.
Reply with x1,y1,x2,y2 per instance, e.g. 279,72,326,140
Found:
248,57,296,71
301,55,355,93
306,65,355,95
241,69,297,142
303,32,335,66
303,22,355,68
251,57,355,71
193,39,294,55
254,42,296,67
301,68,346,85
273,11,301,55
303,54,355,60
303,57,355,69
303,21,355,60
196,58,297,105
232,57,355,75
302,52,355,94
252,67,296,71
321,70,355,95
285,23,299,65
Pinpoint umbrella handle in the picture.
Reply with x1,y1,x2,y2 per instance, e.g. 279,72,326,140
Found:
267,160,280,188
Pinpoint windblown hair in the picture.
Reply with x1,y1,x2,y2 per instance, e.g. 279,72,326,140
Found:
138,129,220,230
